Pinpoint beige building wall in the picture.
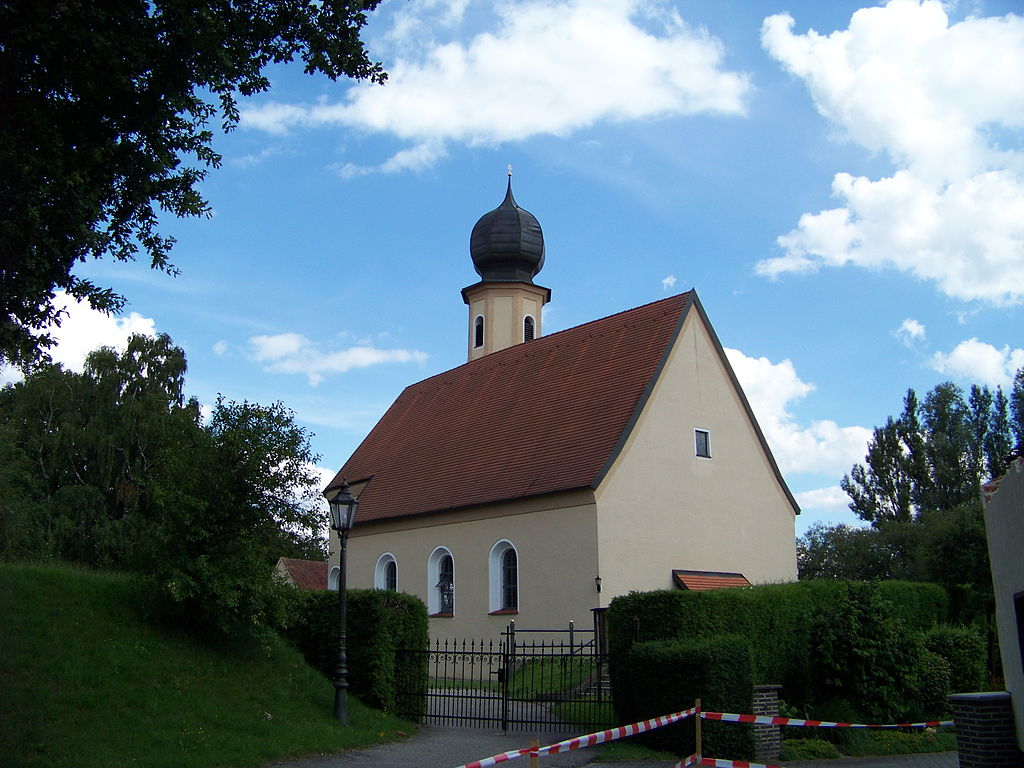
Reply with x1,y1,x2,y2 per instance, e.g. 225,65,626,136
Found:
333,490,600,641
982,458,1024,749
594,306,798,600
464,282,549,361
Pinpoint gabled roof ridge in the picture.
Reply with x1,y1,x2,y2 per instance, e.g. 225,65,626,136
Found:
406,291,693,396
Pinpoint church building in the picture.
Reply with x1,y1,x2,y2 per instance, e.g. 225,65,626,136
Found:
326,178,799,640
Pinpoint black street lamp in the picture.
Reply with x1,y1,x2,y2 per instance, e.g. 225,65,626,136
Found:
327,480,359,724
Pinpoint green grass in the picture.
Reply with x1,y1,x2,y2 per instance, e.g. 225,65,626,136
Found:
591,739,679,762
0,563,415,768
507,657,596,697
834,728,957,756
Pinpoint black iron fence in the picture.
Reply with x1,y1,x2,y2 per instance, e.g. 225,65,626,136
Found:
395,622,611,732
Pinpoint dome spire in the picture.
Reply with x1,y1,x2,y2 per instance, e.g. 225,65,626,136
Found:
469,171,545,283
462,171,551,361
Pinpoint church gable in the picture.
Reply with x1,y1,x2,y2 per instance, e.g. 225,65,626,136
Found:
593,299,799,589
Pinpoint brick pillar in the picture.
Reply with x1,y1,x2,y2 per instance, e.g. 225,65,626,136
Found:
753,684,782,763
949,692,1023,768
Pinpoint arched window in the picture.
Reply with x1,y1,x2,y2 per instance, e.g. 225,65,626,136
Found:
488,540,519,613
523,315,535,342
328,566,340,591
474,315,485,348
427,547,455,615
374,553,398,591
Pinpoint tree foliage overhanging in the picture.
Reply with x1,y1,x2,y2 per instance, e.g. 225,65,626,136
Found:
0,0,384,365
0,333,327,635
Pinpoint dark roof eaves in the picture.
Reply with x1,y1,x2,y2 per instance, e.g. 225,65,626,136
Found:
690,294,801,515
590,292,693,490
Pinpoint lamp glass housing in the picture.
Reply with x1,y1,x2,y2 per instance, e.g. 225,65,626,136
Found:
328,484,358,532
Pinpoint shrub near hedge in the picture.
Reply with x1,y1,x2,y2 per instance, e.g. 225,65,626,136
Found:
282,588,428,713
618,636,755,760
923,624,986,695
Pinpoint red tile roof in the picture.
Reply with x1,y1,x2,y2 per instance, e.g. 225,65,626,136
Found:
276,557,328,590
330,293,692,523
328,291,797,524
672,569,751,591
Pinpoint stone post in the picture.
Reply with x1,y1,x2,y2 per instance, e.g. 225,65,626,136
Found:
949,691,1022,768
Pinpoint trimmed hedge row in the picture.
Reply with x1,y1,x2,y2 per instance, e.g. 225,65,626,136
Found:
621,636,755,759
608,580,958,730
281,588,428,713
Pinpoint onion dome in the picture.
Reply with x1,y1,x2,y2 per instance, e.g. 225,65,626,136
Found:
469,176,545,282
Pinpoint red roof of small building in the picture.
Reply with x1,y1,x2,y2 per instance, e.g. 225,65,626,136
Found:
328,291,797,524
276,557,328,590
672,569,751,591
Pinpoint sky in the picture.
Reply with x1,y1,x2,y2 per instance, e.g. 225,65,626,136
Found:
7,0,1024,536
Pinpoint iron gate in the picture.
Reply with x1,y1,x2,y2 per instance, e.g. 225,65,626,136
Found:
395,622,611,731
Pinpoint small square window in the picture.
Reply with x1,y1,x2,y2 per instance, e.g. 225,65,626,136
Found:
695,429,711,458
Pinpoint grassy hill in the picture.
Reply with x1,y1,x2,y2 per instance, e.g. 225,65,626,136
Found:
0,563,414,768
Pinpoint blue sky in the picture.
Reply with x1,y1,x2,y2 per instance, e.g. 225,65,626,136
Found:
10,0,1024,535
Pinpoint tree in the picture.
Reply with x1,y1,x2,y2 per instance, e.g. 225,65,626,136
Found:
149,396,326,633
1012,368,1024,455
797,522,899,581
0,0,384,365
0,333,327,635
985,387,1012,480
843,373,1022,527
0,334,199,566
811,373,1019,636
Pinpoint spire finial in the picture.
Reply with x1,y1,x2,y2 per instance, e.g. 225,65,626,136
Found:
507,164,513,177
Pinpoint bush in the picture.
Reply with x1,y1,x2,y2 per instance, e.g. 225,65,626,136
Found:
923,624,986,694
780,738,841,760
810,582,922,722
281,588,428,713
617,636,754,759
911,651,951,718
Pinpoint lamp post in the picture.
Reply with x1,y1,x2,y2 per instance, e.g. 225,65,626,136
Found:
328,480,359,725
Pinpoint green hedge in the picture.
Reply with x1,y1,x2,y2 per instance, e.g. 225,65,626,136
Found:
608,580,953,725
876,581,950,632
281,588,428,714
923,624,986,695
617,636,754,759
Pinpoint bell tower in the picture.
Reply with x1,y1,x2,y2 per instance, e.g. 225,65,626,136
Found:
462,172,551,361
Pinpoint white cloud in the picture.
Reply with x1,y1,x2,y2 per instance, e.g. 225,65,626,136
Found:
212,340,229,357
249,332,427,385
242,0,750,171
725,347,872,476
794,485,851,516
661,274,678,290
894,318,926,347
1,292,158,385
930,338,1024,388
333,140,449,178
759,1,1024,306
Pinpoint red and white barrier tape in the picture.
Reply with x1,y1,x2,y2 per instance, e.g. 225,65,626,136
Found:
454,707,954,768
701,711,954,729
681,756,784,768
454,707,697,768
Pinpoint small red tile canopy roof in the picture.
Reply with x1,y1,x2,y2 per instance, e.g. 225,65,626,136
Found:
673,569,751,591
275,557,328,590
327,291,798,524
